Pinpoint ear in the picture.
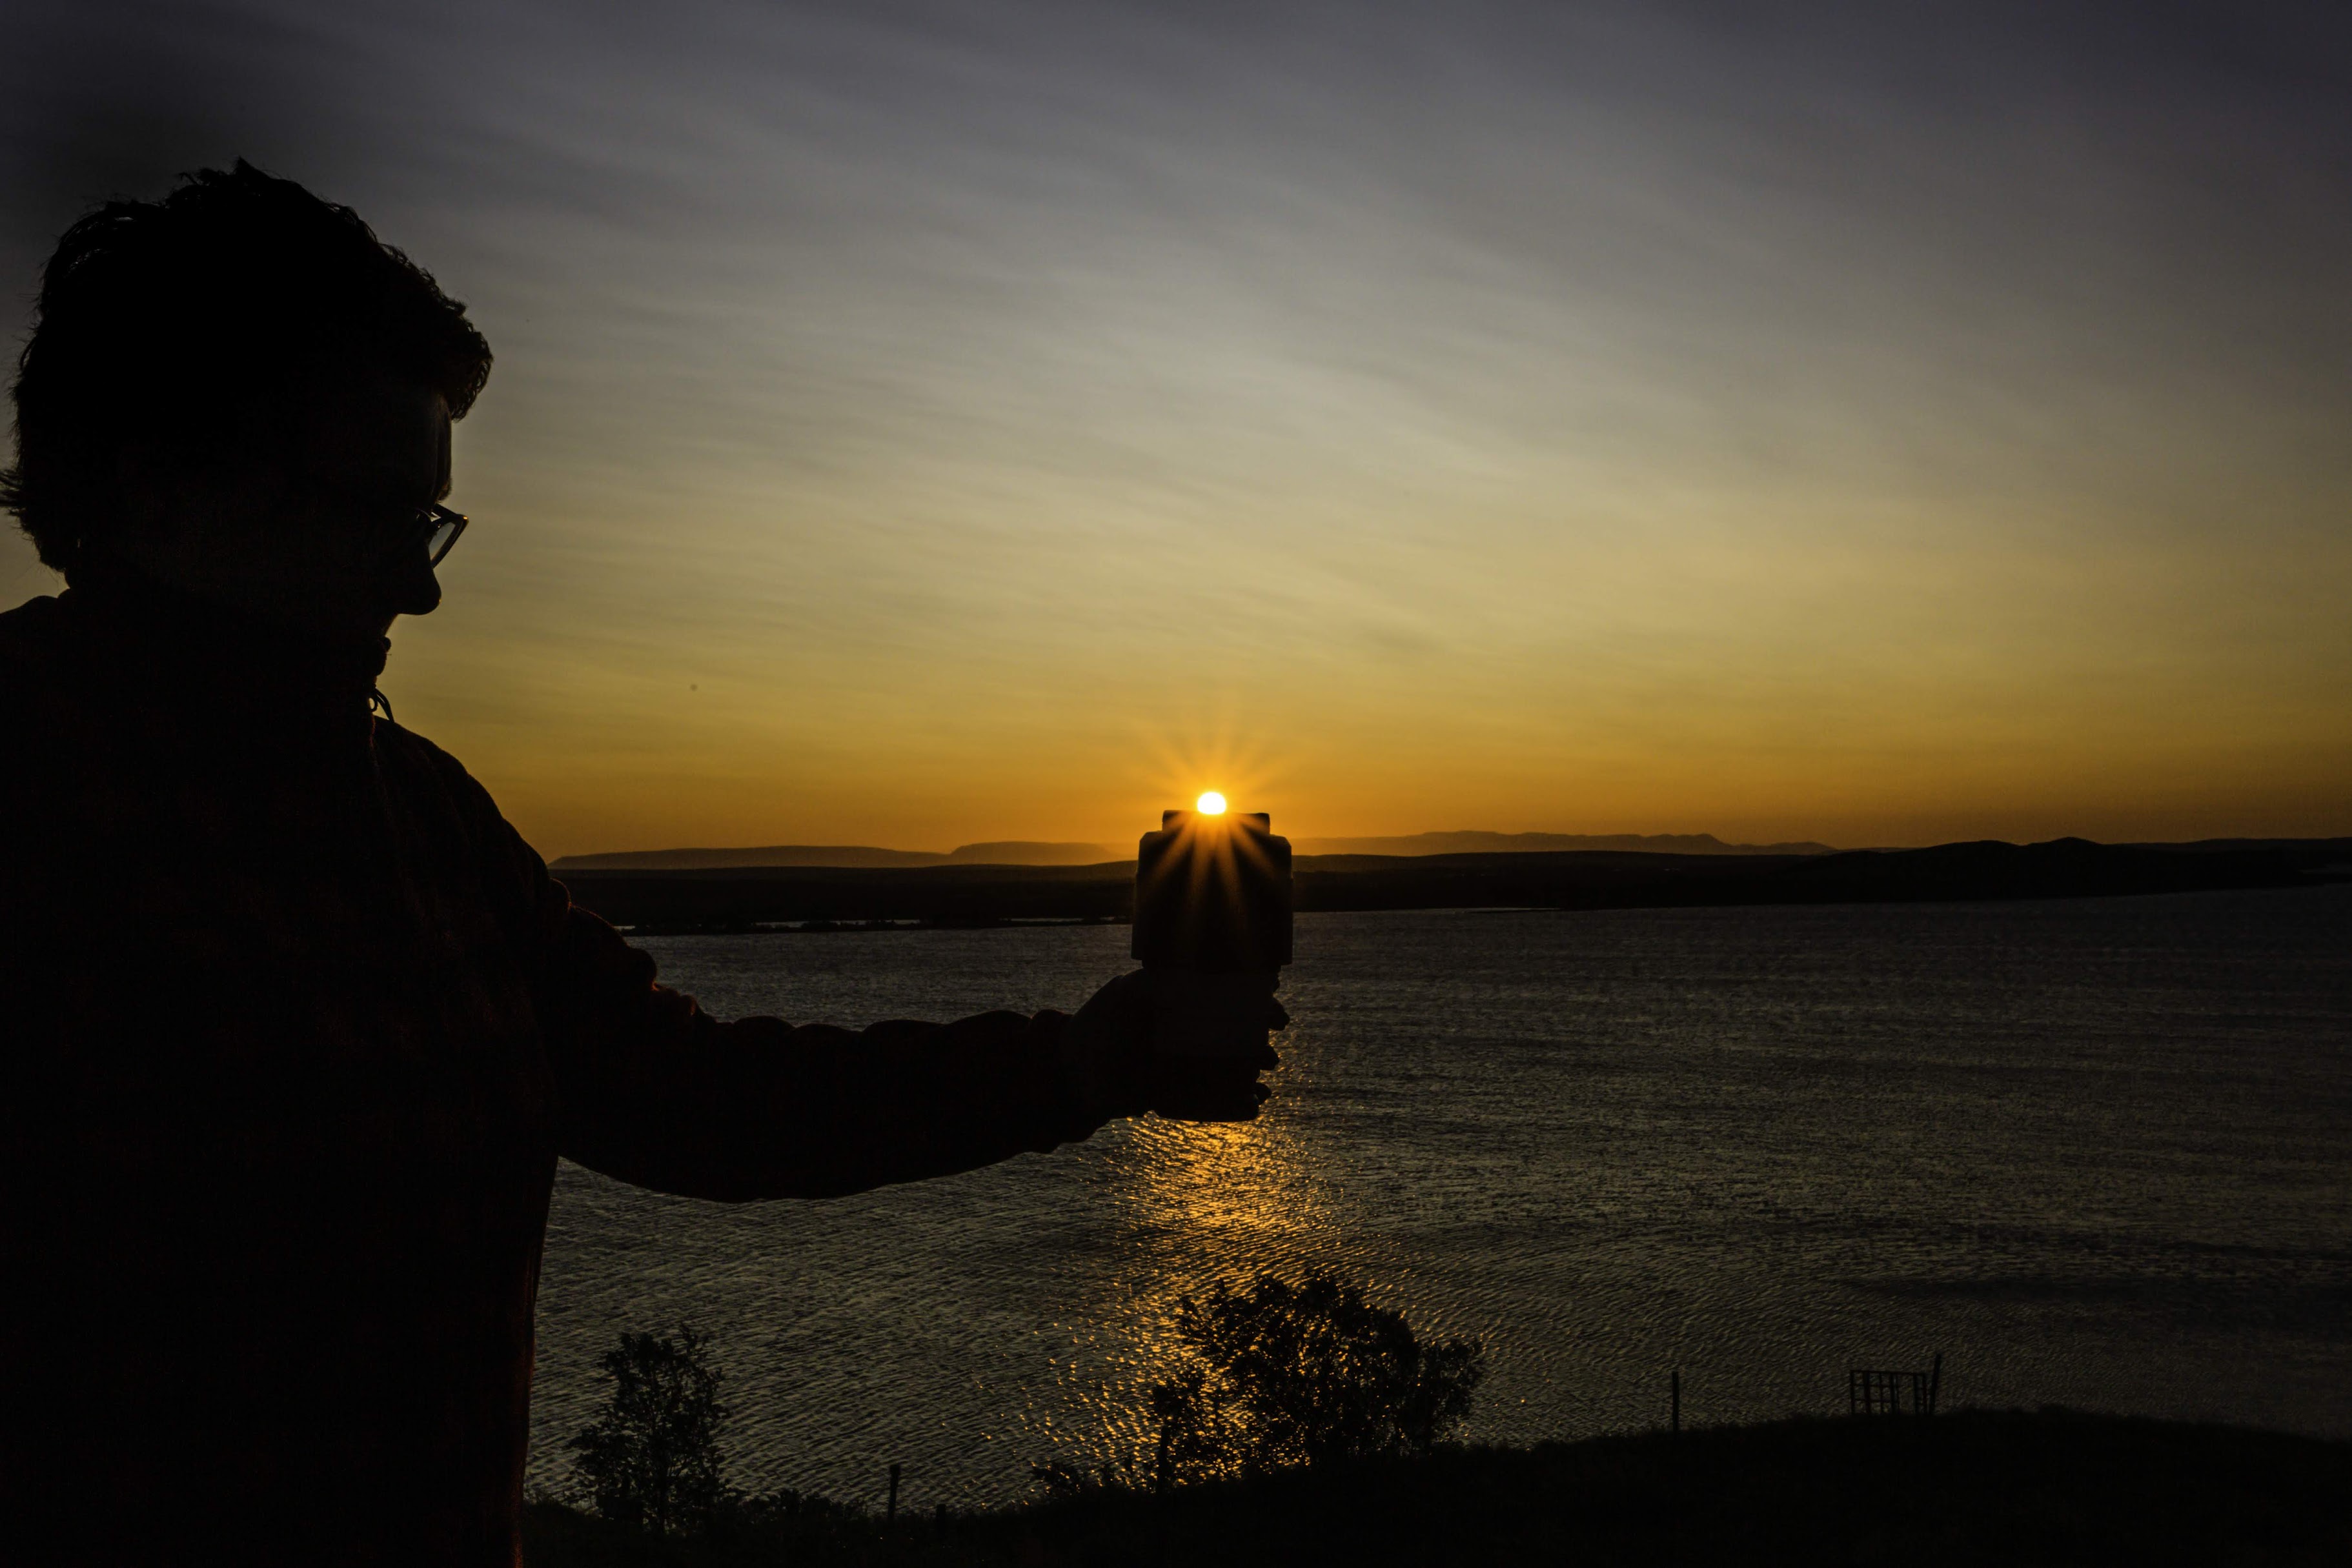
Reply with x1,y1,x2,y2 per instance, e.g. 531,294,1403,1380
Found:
106,443,172,538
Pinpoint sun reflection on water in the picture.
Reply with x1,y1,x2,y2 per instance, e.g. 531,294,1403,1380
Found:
1024,1034,1425,1474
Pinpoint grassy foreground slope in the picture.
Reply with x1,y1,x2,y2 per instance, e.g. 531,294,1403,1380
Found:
523,1409,2351,1567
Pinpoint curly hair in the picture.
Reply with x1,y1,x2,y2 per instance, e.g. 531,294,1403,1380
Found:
1,161,492,572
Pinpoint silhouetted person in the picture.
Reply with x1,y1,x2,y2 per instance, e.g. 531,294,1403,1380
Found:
0,163,1277,1566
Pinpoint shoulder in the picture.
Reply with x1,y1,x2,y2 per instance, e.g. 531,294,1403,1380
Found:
0,593,67,671
0,592,65,636
372,718,575,954
373,715,479,790
373,718,512,835
0,596,80,839
0,594,72,718
372,716,559,882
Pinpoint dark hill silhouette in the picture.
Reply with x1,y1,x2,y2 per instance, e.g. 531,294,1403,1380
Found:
1295,830,1835,856
553,845,949,870
948,841,1126,865
554,838,2348,932
551,841,1124,870
550,832,1831,872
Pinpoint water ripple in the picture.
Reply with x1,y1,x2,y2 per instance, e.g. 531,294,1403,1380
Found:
531,886,2352,1507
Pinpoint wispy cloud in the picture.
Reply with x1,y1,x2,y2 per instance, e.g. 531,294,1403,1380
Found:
5,1,2347,849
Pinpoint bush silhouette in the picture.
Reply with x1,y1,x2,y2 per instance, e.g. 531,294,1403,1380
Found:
1144,1271,1485,1484
568,1326,729,1535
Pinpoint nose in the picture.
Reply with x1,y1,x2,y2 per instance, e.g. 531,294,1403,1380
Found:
385,557,443,618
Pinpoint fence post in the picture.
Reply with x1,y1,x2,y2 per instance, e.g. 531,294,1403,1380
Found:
1156,1415,1173,1493
887,1462,900,1523
1928,1352,1942,1416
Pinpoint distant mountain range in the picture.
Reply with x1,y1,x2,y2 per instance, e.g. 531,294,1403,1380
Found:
549,841,1127,870
1291,831,1835,857
551,836,2352,931
548,830,1833,872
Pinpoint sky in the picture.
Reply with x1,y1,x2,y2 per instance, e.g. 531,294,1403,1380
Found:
3,1,2347,856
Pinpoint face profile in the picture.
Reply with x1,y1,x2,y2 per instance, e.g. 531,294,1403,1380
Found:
3,162,490,641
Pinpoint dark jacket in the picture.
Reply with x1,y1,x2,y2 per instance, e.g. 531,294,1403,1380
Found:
0,563,1099,1565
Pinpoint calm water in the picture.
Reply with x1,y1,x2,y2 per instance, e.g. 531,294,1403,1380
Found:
529,886,2352,1509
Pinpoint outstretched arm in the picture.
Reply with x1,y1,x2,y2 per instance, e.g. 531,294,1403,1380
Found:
529,896,1102,1200
531,895,1102,1200
429,741,1268,1198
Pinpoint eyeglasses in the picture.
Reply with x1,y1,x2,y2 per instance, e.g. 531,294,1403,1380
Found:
400,503,469,568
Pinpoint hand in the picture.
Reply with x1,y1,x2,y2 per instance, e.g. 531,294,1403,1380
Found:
1059,970,1288,1125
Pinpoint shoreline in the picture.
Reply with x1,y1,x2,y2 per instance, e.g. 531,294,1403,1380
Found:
560,837,2350,933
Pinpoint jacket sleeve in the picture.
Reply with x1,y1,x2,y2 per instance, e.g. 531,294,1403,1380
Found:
443,759,1106,1202
529,889,1104,1201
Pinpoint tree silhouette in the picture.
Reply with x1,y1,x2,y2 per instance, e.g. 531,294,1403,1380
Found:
1148,1271,1485,1483
567,1326,728,1535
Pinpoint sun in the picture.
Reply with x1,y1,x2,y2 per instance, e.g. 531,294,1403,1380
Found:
1195,791,1228,816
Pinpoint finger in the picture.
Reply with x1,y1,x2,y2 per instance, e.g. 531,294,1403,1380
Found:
1145,1065,1270,1123
1217,1080,1273,1121
1146,1059,1258,1097
1190,1053,1273,1085
1155,1085,1264,1124
1186,1041,1279,1072
1265,1000,1291,1030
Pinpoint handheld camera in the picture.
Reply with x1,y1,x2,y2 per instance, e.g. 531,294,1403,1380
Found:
1131,801,1292,1120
